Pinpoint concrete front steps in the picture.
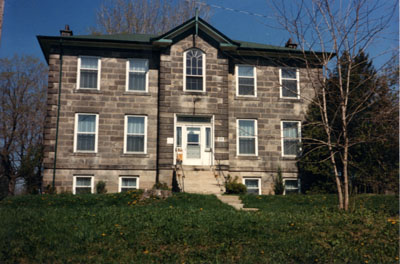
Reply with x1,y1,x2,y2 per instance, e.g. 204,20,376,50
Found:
216,195,259,211
177,167,224,194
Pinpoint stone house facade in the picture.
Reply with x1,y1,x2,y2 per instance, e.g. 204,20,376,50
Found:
38,17,320,195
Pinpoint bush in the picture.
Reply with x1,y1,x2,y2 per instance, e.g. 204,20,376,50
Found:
274,167,284,195
44,184,57,194
153,182,169,190
96,181,107,194
225,175,247,194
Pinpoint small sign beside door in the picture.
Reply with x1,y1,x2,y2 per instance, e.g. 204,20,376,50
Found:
167,137,174,145
216,137,225,142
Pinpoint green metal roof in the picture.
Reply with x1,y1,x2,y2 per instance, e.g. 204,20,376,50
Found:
67,33,157,42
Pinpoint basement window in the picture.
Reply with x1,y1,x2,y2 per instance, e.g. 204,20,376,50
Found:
243,178,261,195
119,176,139,192
284,179,300,195
73,176,94,194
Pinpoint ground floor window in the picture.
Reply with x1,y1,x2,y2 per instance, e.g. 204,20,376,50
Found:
284,179,300,195
243,178,261,195
119,176,139,192
73,176,94,194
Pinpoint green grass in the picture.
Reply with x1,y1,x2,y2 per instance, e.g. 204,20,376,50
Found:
0,192,398,263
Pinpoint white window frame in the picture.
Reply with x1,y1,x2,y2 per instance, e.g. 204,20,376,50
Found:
242,177,261,195
73,175,94,194
118,176,139,192
124,115,147,154
74,113,99,153
77,56,101,90
183,49,206,92
279,68,300,99
235,65,257,97
125,59,149,92
283,178,300,195
281,121,301,158
236,119,258,156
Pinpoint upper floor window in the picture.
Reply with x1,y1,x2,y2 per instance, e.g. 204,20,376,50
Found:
126,59,149,92
236,65,256,96
78,57,101,90
237,119,258,156
184,49,205,92
124,115,147,154
280,68,299,98
281,121,301,157
74,113,98,153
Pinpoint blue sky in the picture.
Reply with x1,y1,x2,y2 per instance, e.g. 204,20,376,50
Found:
0,0,397,68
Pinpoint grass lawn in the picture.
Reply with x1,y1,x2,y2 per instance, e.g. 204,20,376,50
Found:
0,192,398,263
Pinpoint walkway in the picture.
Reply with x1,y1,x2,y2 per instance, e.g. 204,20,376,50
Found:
216,195,259,211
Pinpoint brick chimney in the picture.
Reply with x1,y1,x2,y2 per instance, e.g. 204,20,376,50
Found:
60,25,73,36
285,38,297,49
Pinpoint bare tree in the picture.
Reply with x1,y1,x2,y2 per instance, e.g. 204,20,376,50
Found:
91,0,211,35
269,0,396,210
0,0,4,43
0,55,47,196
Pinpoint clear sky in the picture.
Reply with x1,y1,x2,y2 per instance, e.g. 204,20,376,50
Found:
0,0,397,68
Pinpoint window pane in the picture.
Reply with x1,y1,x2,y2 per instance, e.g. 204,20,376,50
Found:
127,117,145,134
187,144,201,158
283,122,298,138
187,128,200,143
129,72,146,91
80,70,98,89
239,120,255,136
81,57,98,69
284,139,299,155
176,127,182,147
238,77,255,95
76,177,92,187
129,59,148,72
78,115,96,132
238,66,254,77
186,49,203,77
127,135,144,152
245,179,259,188
206,127,211,148
282,80,297,97
282,68,296,79
239,138,255,154
186,76,203,91
77,134,95,151
285,180,299,189
122,178,137,187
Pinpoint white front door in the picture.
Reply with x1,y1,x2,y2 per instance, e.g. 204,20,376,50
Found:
178,125,212,166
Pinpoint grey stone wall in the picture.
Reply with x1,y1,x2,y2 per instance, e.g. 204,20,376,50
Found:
43,54,158,193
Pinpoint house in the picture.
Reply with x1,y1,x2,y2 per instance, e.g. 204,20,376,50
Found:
37,17,321,195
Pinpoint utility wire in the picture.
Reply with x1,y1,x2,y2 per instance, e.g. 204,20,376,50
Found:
190,0,274,20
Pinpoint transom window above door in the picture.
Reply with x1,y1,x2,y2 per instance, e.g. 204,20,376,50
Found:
184,49,205,92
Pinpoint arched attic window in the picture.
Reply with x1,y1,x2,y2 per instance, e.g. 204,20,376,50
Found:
184,49,205,91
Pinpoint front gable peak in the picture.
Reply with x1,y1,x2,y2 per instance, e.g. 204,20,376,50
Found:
151,16,239,50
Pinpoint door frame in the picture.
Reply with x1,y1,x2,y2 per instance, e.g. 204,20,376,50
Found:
173,114,214,166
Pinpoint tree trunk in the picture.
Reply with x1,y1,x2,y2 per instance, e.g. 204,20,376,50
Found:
8,175,15,196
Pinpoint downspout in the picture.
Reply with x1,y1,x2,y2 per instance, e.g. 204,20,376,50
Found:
52,39,63,188
156,51,160,184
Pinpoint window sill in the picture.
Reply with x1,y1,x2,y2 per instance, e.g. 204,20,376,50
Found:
234,96,259,101
120,153,149,158
236,155,260,160
279,97,302,102
72,152,98,157
281,156,298,161
123,91,150,96
74,89,103,94
183,91,207,95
